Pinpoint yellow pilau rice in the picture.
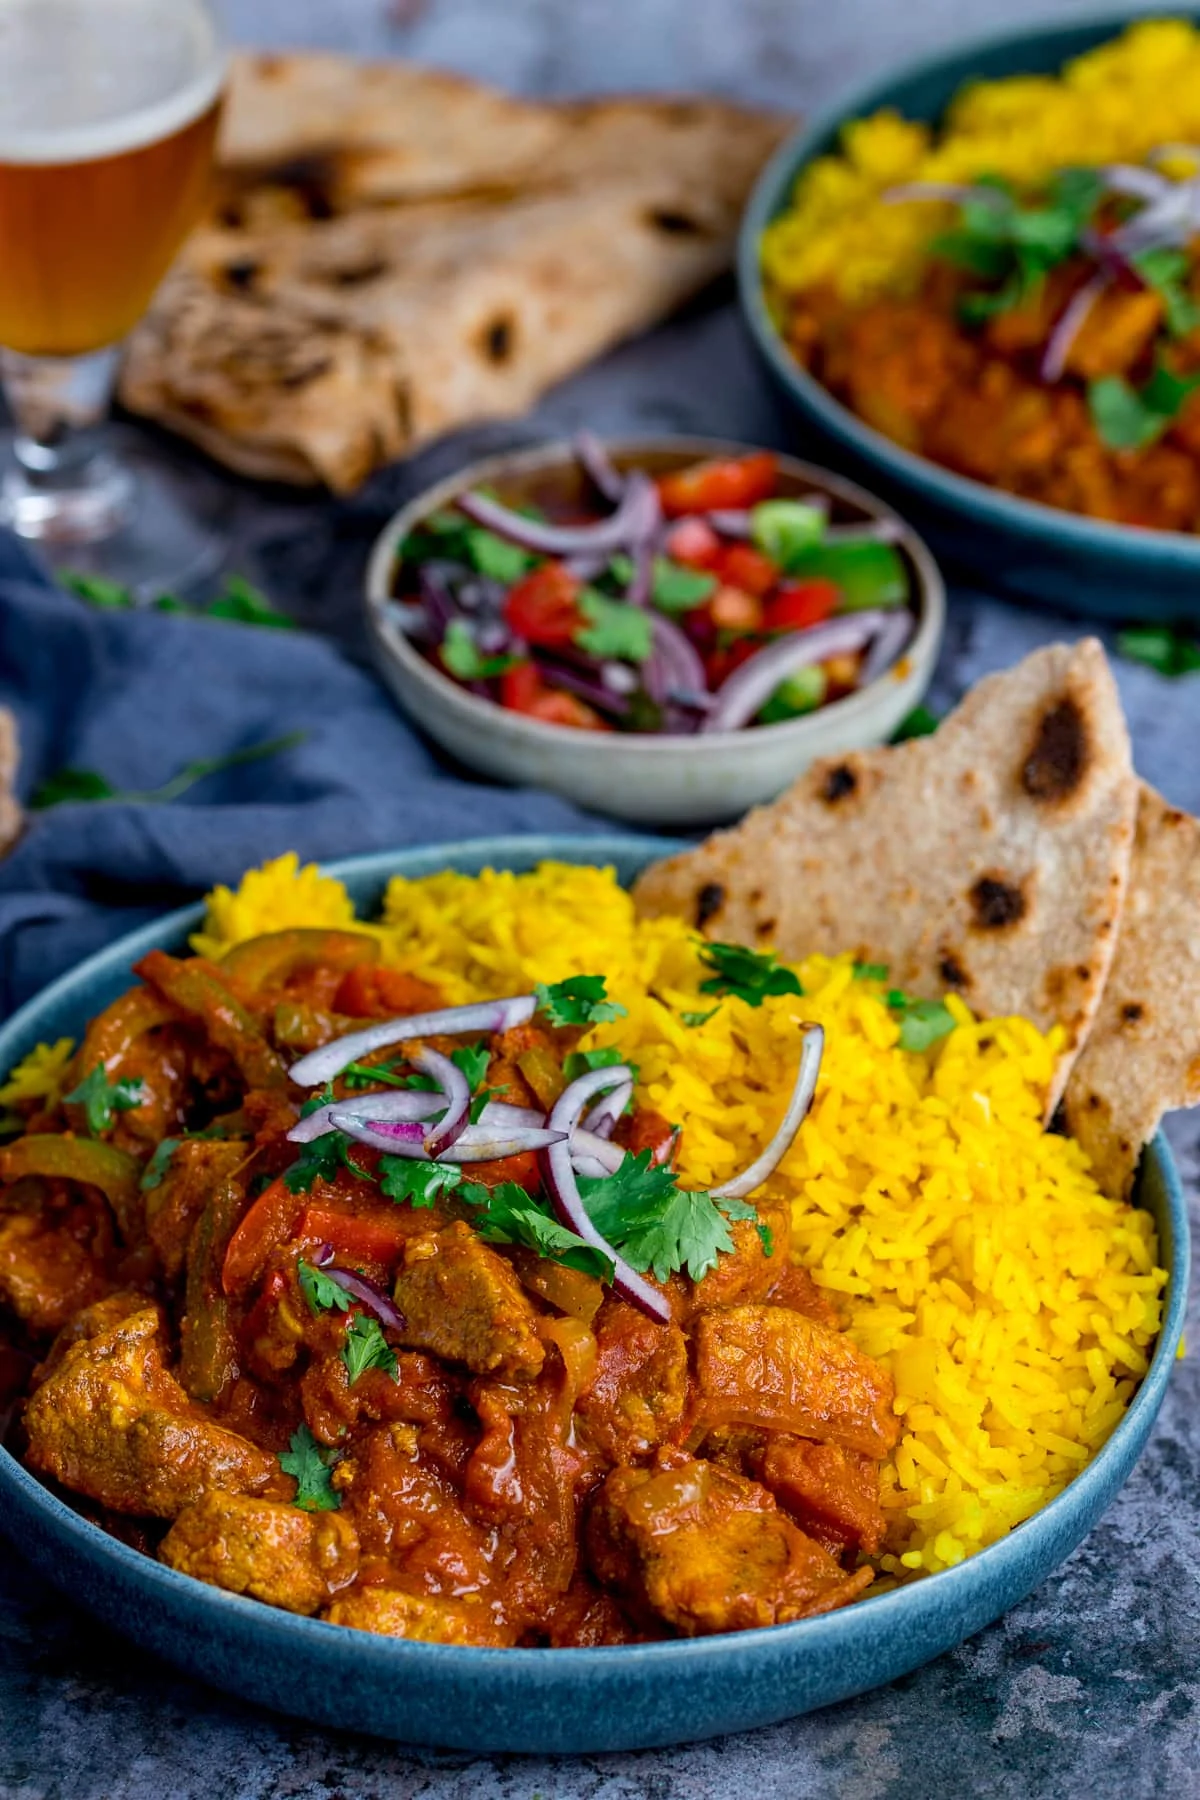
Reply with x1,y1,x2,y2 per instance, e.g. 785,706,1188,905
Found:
763,17,1200,304
11,854,1166,1578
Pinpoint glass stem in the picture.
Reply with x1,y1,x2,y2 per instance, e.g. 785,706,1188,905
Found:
0,345,134,542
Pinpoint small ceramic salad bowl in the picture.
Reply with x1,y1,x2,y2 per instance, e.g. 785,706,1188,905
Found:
365,436,946,827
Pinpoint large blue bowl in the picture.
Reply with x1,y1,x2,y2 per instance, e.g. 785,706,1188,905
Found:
738,8,1200,621
0,835,1188,1752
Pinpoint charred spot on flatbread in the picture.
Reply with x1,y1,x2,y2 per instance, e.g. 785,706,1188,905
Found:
939,951,969,989
969,875,1027,931
1121,1001,1145,1026
1022,697,1088,803
480,315,516,364
646,206,710,237
695,883,725,929
820,764,857,804
754,917,777,940
223,259,261,293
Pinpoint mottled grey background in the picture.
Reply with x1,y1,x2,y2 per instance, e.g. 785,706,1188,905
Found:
3,2,1199,1796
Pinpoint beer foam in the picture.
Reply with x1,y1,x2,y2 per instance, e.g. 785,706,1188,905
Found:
0,0,224,165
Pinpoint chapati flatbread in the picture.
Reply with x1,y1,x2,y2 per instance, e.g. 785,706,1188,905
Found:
1063,783,1200,1197
120,54,789,490
633,640,1138,1113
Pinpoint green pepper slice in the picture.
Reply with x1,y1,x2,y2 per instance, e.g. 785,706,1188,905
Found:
220,929,379,995
0,1134,142,1244
135,951,288,1090
181,1173,245,1404
790,540,908,611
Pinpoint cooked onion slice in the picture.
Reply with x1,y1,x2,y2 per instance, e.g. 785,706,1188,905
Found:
312,1246,406,1332
289,995,537,1088
289,1088,444,1145
332,1113,566,1162
711,1024,824,1199
541,1066,671,1325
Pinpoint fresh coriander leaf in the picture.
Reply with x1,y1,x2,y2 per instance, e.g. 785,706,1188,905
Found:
441,619,516,681
65,1063,148,1137
279,1424,341,1511
755,1220,775,1257
649,559,718,613
892,703,941,741
575,590,653,663
300,1083,337,1118
61,571,136,609
534,974,626,1027
750,500,826,569
379,1157,463,1206
853,961,890,981
577,1149,681,1244
341,1059,412,1090
698,942,802,1007
206,575,294,630
284,1130,359,1194
1117,625,1200,677
451,1042,492,1092
31,768,117,808
151,593,189,614
1088,363,1200,452
887,992,957,1052
1133,247,1200,337
297,1256,352,1316
342,1311,399,1385
681,1006,721,1028
562,1045,632,1082
465,527,535,584
469,1085,507,1124
617,1185,737,1284
140,1137,181,1192
459,1181,613,1280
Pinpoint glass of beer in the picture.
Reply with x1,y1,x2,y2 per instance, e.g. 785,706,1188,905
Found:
0,0,225,592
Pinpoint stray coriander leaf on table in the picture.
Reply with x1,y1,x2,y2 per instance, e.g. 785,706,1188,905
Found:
206,575,294,630
66,1063,147,1137
140,1137,181,1192
31,733,306,812
60,572,136,609
892,704,941,742
31,768,117,809
535,974,627,1028
379,1157,463,1207
575,591,653,663
341,1311,398,1385
698,942,802,1007
279,1424,342,1512
1117,625,1200,677
458,1181,613,1281
441,619,515,681
887,992,957,1052
297,1257,352,1316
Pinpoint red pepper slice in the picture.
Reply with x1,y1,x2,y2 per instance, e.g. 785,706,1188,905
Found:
298,1204,420,1266
135,951,288,1090
501,660,542,714
503,562,584,648
221,929,379,996
334,965,445,1020
657,452,777,519
222,1175,304,1295
763,579,841,633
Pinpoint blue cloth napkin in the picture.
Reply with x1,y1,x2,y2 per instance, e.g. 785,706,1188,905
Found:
0,531,606,1013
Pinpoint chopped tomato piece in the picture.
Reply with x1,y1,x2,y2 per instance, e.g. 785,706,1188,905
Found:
709,586,764,633
298,1204,418,1266
462,1150,541,1194
334,965,444,1019
664,517,723,569
657,452,777,518
526,689,611,731
718,544,779,597
763,578,841,633
500,660,542,713
222,1177,303,1296
503,562,583,648
704,637,760,689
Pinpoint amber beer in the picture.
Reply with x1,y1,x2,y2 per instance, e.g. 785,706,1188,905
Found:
0,0,224,358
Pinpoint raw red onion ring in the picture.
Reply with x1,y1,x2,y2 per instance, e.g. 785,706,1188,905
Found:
332,1113,566,1162
312,1246,406,1332
289,995,536,1088
457,474,659,557
702,613,890,733
711,1024,824,1199
289,1088,444,1145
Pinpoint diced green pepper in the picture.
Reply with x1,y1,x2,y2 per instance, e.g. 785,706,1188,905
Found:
750,500,827,569
789,540,908,611
181,1175,244,1404
757,664,829,725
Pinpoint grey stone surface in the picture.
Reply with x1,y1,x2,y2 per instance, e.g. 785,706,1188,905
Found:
3,2,1200,1795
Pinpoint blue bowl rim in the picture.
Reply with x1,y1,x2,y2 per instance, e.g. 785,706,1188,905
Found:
737,3,1200,561
0,833,1189,1690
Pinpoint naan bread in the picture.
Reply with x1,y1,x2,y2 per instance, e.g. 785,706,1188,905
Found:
633,641,1138,1112
0,708,21,859
1064,784,1200,1197
120,54,789,490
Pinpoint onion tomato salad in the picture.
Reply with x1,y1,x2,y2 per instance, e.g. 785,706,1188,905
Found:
384,438,917,734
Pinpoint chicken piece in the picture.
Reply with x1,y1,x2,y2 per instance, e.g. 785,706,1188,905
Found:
0,1214,112,1335
324,1584,513,1646
573,1297,689,1463
145,1139,248,1282
691,1305,898,1458
159,1490,359,1614
392,1221,545,1380
1065,286,1163,380
764,1261,842,1329
340,1423,498,1599
31,1290,147,1384
23,1306,285,1516
755,1437,886,1558
587,1453,872,1636
686,1195,792,1314
540,1573,643,1647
